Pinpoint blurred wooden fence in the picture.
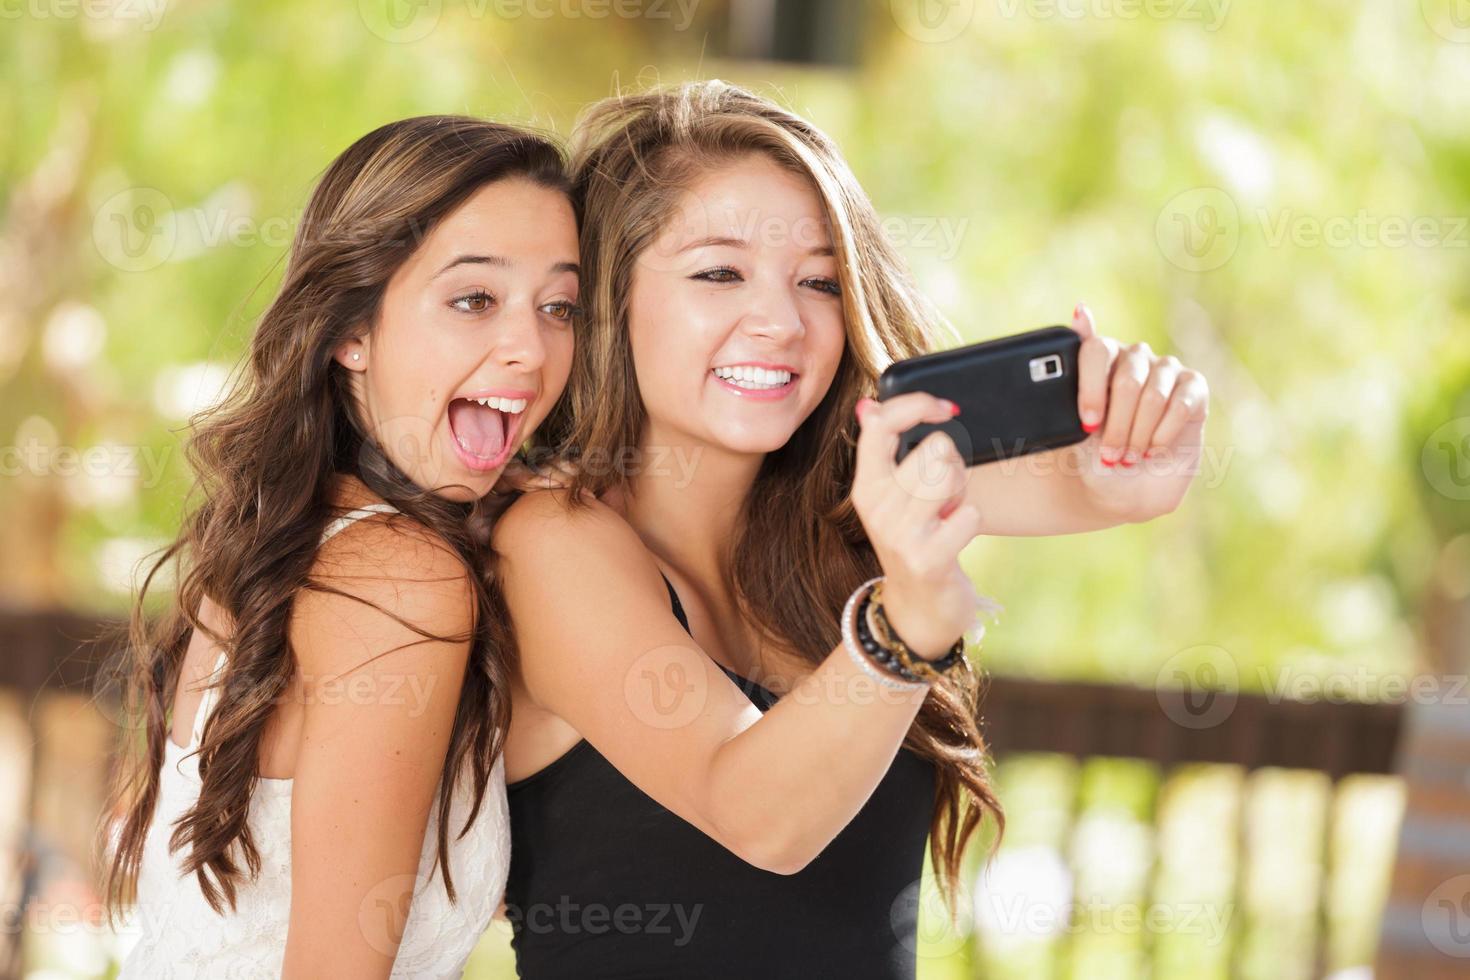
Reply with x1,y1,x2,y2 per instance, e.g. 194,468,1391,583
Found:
0,608,1465,979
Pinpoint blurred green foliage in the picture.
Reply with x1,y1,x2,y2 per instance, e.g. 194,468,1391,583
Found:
4,1,1466,977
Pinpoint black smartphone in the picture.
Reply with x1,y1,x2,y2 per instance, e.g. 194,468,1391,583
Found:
876,325,1086,466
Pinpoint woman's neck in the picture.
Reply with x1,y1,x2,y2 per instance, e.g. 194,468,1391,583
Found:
617,425,763,587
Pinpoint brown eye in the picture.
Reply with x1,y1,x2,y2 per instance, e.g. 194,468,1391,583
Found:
541,301,581,322
692,266,742,284
450,290,494,314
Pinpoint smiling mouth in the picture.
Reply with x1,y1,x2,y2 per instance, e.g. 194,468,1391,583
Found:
447,396,526,468
710,366,798,392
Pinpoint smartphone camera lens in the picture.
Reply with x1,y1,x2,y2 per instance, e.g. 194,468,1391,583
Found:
1030,354,1063,382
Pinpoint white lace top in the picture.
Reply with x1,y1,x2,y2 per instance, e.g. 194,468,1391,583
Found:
116,505,510,979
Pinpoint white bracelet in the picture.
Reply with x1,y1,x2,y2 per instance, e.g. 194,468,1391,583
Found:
841,576,929,690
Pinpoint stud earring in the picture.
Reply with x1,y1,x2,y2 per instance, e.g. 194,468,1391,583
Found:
352,353,361,361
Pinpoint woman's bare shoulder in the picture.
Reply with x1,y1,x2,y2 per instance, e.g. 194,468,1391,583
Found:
492,486,640,555
296,491,476,673
492,487,665,610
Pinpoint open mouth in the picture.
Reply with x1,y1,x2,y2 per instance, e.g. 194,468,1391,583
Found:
447,394,528,471
711,365,798,393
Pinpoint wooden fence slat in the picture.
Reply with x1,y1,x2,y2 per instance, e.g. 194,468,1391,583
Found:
1377,691,1470,978
0,691,33,979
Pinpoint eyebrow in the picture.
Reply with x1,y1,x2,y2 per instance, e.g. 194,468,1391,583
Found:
679,235,834,257
433,254,580,278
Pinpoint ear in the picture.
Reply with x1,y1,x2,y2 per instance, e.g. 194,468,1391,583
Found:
335,337,368,372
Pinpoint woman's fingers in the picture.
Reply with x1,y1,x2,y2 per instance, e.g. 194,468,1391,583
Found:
853,392,959,488
1076,329,1118,434
492,458,538,493
1125,355,1182,463
926,501,985,567
494,457,568,492
889,429,967,512
1148,369,1210,450
860,428,971,582
1070,301,1098,340
1098,342,1152,466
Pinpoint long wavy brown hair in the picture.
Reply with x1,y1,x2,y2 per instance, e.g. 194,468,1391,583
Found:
535,80,1003,913
99,115,569,919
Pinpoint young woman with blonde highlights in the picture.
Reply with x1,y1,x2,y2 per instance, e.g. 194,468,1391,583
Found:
101,116,581,978
494,81,1209,977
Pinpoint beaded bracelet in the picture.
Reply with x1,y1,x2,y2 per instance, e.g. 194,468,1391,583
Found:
840,578,929,689
868,580,967,681
855,592,927,684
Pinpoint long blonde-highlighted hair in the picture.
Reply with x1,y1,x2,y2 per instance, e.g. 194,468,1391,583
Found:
536,80,1003,910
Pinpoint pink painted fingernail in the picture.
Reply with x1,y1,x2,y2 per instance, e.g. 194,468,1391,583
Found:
944,399,961,416
1101,457,1117,468
1081,418,1100,433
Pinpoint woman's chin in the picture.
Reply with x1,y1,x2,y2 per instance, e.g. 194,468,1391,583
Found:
437,481,491,504
394,456,499,503
711,425,799,457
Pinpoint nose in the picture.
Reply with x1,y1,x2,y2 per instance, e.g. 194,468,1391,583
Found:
485,303,549,374
736,279,806,345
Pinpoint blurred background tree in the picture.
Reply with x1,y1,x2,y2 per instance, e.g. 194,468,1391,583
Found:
2,1,1466,977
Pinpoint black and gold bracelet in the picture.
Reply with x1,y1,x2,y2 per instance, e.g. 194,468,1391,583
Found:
868,580,967,681
854,591,926,685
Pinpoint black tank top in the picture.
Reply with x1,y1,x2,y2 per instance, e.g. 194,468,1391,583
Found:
504,573,937,979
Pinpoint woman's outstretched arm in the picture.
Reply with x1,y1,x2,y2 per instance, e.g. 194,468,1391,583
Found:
962,303,1212,536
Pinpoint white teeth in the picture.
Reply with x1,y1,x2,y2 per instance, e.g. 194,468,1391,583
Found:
466,396,528,414
717,366,784,388
712,366,793,390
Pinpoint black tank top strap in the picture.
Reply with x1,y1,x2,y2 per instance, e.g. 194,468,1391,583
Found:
658,570,777,708
659,570,692,635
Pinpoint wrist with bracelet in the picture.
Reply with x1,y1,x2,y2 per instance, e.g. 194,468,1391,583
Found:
840,577,969,688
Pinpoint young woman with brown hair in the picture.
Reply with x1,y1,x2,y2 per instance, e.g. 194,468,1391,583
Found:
100,115,581,978
493,81,1209,978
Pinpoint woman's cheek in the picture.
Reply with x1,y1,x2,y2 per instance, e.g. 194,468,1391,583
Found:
812,319,846,387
